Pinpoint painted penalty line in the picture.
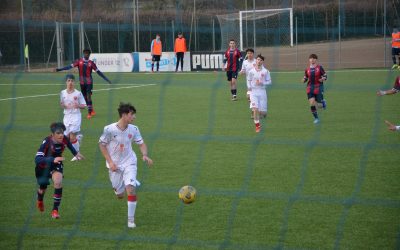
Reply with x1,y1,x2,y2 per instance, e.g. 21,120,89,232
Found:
0,84,156,102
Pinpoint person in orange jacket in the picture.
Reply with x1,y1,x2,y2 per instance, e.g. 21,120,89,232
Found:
174,32,187,72
151,34,162,72
391,28,400,69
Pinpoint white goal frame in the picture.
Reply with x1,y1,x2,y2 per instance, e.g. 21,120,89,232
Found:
239,8,293,51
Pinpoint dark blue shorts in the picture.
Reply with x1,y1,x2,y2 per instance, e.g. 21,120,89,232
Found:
392,47,400,56
35,163,63,186
152,55,161,62
307,92,324,103
226,71,238,81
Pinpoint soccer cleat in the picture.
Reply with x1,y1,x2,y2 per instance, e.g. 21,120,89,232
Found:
128,220,136,228
37,200,44,212
86,113,92,119
392,64,398,69
313,118,320,124
51,209,60,219
90,110,96,117
255,124,261,133
322,99,327,110
231,95,237,101
71,156,78,161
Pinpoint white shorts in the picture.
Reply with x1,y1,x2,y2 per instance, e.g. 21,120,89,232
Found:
250,91,268,112
108,163,137,195
63,114,81,135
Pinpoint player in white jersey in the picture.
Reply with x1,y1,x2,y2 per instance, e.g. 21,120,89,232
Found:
99,102,153,228
240,48,256,102
60,74,87,160
247,54,272,133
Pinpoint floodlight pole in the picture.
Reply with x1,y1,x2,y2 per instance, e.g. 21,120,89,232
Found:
20,0,26,69
383,0,387,67
70,0,75,59
253,0,256,50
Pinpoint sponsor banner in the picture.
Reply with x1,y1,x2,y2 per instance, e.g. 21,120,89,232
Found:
138,52,191,72
191,52,225,71
90,53,134,72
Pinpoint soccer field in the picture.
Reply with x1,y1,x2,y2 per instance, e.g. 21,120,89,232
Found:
0,70,399,249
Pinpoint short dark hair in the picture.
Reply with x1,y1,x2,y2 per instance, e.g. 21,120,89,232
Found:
256,54,264,61
118,102,136,118
65,74,75,80
50,122,66,133
309,53,318,59
229,39,235,42
178,31,182,35
83,49,91,54
246,48,254,53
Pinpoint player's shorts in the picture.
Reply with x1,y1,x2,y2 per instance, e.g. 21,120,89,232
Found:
307,92,324,103
108,163,138,195
35,163,64,186
392,47,400,55
250,91,268,112
152,55,161,62
226,71,238,81
80,83,93,96
63,114,81,135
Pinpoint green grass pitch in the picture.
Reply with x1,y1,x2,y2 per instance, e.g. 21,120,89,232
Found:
0,69,399,249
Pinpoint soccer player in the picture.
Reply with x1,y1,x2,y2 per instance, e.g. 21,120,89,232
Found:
60,74,87,160
223,39,243,101
302,54,327,124
247,54,272,133
35,122,84,219
56,49,112,119
391,28,400,69
99,102,153,228
384,120,400,132
240,48,256,118
151,34,162,72
174,32,187,72
376,75,400,96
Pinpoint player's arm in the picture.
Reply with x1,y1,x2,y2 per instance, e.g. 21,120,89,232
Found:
302,70,308,83
150,40,154,56
239,61,246,74
56,62,74,72
264,70,272,85
78,92,87,109
65,135,84,160
385,120,400,131
377,88,398,96
96,70,111,84
99,128,118,171
319,66,327,82
138,142,153,167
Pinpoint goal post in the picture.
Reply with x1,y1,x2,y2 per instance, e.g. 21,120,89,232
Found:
217,8,293,51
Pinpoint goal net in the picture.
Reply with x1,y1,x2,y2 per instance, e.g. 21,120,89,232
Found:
216,8,293,51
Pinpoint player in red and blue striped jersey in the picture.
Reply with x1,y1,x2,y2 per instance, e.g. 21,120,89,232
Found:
224,39,243,101
56,49,111,119
302,54,327,124
35,122,84,219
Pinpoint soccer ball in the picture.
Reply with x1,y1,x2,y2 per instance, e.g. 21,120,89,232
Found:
178,185,196,204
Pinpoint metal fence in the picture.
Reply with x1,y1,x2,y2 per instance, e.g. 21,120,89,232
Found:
0,4,397,69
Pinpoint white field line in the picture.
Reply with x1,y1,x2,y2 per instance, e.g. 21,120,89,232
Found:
0,84,156,101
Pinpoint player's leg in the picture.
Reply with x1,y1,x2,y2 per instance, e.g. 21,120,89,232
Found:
51,170,63,218
392,48,398,69
156,56,160,72
231,72,238,100
180,52,184,71
259,93,267,119
308,94,319,123
123,166,138,228
250,94,261,132
151,56,155,72
109,169,125,199
35,166,50,212
175,53,181,72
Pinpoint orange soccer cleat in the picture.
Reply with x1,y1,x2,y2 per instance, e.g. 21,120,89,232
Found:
37,200,44,212
51,209,60,219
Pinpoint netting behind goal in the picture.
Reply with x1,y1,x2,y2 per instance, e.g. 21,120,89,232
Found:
217,8,293,51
